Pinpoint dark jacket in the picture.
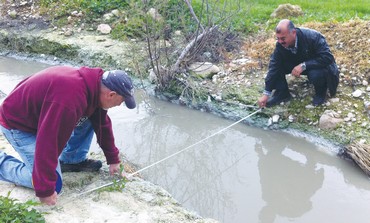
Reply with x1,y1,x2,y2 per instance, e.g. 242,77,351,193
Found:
265,28,339,96
0,66,120,198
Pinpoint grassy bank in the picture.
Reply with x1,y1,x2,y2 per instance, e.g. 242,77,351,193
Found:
38,0,370,37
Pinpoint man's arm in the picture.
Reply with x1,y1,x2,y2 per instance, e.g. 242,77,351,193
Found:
264,46,285,93
303,31,335,70
90,109,120,165
33,102,78,198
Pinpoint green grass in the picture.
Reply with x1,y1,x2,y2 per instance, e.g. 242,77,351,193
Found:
193,0,370,33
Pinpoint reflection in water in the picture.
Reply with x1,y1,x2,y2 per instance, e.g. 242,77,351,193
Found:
0,56,55,98
256,133,324,222
1,56,370,223
110,98,370,223
125,106,256,221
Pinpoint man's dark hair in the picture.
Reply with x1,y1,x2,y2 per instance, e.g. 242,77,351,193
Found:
275,20,296,33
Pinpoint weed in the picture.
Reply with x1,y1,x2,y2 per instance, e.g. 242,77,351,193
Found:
0,192,45,223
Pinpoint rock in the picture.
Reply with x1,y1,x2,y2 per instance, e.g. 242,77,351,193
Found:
329,98,340,103
71,11,78,16
272,114,280,123
212,74,219,83
174,30,182,36
103,13,114,21
148,69,157,84
364,101,370,118
147,8,163,21
267,117,273,126
111,9,122,17
189,62,220,78
305,104,315,109
64,29,73,36
347,112,355,119
359,139,366,144
288,115,295,122
214,94,222,101
8,10,17,19
270,4,304,18
97,24,112,34
352,89,363,98
233,58,252,65
319,110,344,130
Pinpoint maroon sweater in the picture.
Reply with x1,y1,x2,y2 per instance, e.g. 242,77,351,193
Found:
0,66,120,197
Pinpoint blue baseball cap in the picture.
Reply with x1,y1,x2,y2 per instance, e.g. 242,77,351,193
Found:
102,70,136,109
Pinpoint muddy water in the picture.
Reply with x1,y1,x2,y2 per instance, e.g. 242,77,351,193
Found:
1,56,370,223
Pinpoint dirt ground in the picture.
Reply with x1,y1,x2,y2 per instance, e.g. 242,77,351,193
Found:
0,134,218,223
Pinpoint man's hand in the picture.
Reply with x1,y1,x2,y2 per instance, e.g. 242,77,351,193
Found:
258,95,269,108
109,163,129,179
39,191,57,205
291,64,304,77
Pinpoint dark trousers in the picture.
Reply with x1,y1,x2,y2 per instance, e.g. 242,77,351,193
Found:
274,68,328,97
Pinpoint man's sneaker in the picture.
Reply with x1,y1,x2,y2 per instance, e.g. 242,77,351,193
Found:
61,159,102,172
312,95,325,106
266,90,292,107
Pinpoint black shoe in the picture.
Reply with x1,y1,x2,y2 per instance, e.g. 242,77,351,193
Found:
312,95,325,106
60,159,102,172
266,91,292,107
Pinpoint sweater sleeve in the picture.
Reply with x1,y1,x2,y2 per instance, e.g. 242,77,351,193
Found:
90,109,120,165
33,101,78,198
264,46,285,92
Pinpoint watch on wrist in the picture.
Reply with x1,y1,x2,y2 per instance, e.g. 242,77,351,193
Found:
301,62,306,71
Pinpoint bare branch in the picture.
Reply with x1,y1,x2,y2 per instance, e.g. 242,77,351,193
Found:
183,0,204,32
172,25,218,73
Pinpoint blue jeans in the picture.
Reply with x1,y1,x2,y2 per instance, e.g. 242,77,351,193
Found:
0,119,94,189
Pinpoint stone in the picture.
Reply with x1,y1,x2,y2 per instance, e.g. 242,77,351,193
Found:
319,110,344,129
233,58,251,65
111,9,121,17
189,62,220,78
147,8,163,21
364,101,370,118
272,114,280,123
352,89,363,98
267,117,273,126
329,98,340,103
8,10,17,19
347,112,355,119
103,13,114,21
97,24,112,34
305,104,315,109
148,69,157,84
64,29,73,36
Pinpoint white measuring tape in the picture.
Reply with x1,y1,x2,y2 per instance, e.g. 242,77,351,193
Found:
78,108,262,196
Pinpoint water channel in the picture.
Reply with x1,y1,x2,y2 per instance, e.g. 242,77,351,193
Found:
1,56,369,223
